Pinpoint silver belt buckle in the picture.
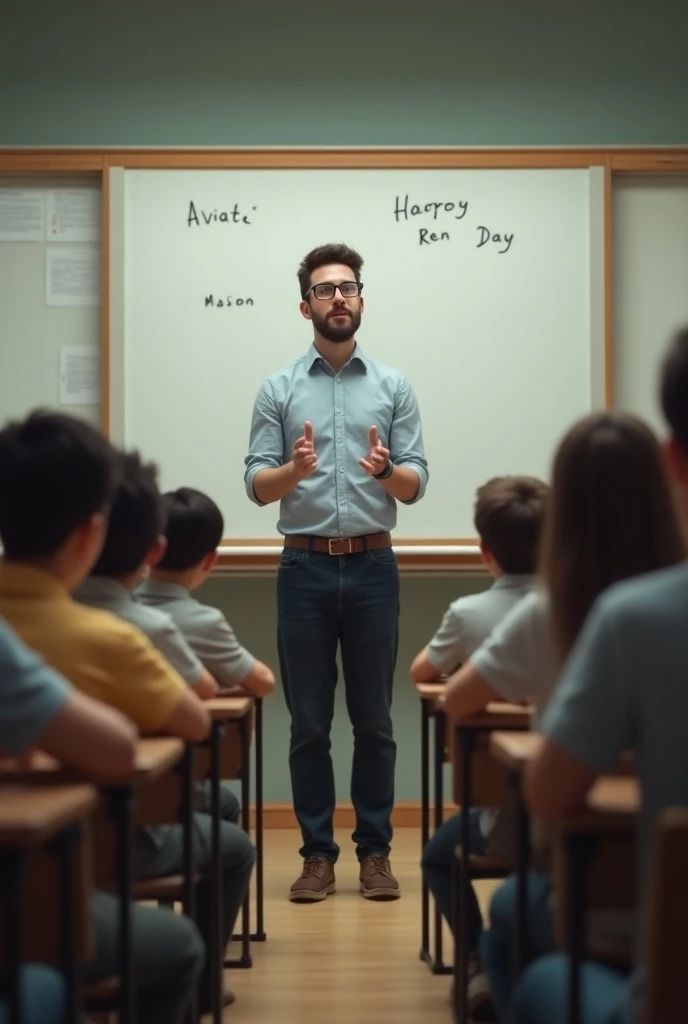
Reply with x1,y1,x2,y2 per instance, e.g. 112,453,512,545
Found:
328,537,353,555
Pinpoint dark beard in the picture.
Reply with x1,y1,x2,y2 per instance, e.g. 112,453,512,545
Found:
311,307,362,343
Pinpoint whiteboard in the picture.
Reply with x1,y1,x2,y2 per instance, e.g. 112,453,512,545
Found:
613,175,688,436
115,167,602,541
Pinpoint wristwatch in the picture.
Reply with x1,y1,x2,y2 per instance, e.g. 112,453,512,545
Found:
374,459,394,480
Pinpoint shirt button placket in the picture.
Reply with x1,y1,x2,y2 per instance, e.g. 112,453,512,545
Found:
334,375,348,536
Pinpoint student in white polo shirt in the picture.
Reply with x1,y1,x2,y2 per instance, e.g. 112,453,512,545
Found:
411,475,548,1018
137,487,275,697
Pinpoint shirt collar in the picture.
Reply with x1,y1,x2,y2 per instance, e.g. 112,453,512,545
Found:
138,580,189,600
306,342,368,374
0,561,70,601
492,573,538,590
73,576,134,604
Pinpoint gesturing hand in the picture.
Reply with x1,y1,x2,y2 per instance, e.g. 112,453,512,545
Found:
292,421,318,480
360,425,390,477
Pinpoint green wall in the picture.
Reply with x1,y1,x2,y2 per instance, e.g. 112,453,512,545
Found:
2,1,688,147
2,0,686,802
197,574,491,803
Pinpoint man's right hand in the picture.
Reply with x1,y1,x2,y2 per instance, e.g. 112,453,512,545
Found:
292,421,317,480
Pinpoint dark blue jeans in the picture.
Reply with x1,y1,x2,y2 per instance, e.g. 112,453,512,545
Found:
421,808,487,950
277,546,399,863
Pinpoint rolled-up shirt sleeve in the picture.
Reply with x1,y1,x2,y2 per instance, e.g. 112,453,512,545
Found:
389,376,428,504
244,379,285,506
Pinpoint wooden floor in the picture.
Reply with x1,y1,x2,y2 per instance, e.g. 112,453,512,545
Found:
219,828,498,1023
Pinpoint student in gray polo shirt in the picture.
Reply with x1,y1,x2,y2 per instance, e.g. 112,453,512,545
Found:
137,487,275,697
412,475,548,1018
73,456,216,700
73,452,240,826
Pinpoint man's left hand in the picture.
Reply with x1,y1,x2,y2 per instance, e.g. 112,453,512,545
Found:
360,426,390,477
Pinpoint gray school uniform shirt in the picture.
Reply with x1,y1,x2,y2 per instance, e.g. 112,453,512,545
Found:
136,581,255,688
541,564,688,1023
73,577,204,687
427,573,538,676
428,573,537,854
471,587,560,723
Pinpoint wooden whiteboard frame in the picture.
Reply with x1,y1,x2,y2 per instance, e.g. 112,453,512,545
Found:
2,146,688,571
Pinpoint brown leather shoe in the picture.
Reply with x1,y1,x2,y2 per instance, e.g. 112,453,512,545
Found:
289,857,336,902
359,855,401,900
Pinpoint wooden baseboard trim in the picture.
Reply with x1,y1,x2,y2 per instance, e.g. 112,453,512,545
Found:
252,801,456,829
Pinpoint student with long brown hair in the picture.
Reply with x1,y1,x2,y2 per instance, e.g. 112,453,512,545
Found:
442,410,686,1021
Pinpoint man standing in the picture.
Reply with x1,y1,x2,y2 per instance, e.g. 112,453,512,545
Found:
245,243,428,902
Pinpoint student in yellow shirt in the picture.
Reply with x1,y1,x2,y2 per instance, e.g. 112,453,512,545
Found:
0,409,255,1013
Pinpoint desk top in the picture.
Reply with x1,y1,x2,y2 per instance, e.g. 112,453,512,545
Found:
415,682,446,703
455,702,532,732
204,696,253,721
490,731,543,770
0,784,97,846
0,737,184,788
563,777,640,832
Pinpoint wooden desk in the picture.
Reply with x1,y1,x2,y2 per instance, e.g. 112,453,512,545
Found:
490,732,639,1024
216,687,266,942
414,681,449,975
0,739,185,1024
451,705,531,1024
556,777,639,1024
198,696,253,1019
0,784,97,1024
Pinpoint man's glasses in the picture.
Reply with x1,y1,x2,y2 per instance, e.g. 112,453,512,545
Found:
305,281,363,300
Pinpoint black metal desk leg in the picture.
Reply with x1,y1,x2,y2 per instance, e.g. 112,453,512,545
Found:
253,697,266,941
455,728,475,1024
566,834,589,1024
226,716,253,968
180,745,197,1024
432,710,447,972
420,699,430,963
511,773,530,980
57,824,82,1024
111,788,135,1024
210,723,224,1024
240,714,252,966
0,849,24,1024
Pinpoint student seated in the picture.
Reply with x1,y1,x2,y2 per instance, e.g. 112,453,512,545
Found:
442,409,686,1021
0,615,205,1024
74,453,217,699
511,326,688,1023
74,452,239,825
411,475,548,1017
137,486,276,697
0,410,255,1013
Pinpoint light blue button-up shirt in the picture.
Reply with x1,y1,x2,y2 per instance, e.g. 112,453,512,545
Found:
244,344,428,537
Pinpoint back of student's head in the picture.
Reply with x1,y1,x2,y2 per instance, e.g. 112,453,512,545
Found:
0,409,118,560
661,325,688,456
156,488,224,572
540,411,686,660
90,450,163,577
473,476,549,574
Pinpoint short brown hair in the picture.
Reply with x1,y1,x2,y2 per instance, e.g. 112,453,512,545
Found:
473,476,549,574
660,325,688,456
540,411,686,661
297,243,363,299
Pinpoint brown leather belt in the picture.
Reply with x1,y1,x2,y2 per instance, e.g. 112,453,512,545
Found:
284,532,392,556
